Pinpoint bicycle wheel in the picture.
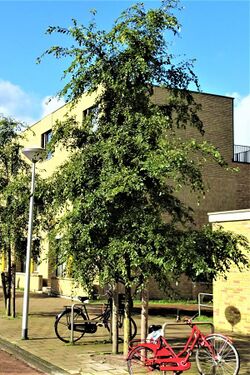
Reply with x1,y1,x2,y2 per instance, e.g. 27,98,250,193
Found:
127,346,160,374
196,334,240,375
128,317,137,340
105,315,137,340
54,307,87,343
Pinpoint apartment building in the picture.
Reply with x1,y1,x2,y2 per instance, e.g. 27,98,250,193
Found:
8,89,250,297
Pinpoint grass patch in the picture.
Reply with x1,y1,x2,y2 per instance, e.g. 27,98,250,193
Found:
194,315,213,323
80,298,198,306
0,313,21,320
134,299,197,305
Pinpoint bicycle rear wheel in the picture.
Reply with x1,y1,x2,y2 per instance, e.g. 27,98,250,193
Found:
105,314,137,341
128,317,137,340
119,316,137,340
127,346,161,374
196,334,240,375
54,307,87,343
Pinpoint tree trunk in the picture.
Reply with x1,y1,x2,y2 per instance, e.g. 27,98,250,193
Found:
112,283,119,354
141,285,149,341
123,284,132,356
6,241,11,317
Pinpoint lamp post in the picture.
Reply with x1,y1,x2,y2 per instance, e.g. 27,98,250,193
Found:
21,146,45,340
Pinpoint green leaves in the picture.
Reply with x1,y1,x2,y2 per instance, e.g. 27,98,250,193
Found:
40,1,249,292
0,116,46,264
175,225,250,281
0,117,31,259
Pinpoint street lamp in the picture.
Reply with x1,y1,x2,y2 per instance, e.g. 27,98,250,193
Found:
22,146,45,340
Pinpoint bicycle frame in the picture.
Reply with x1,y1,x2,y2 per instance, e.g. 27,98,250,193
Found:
55,292,137,344
69,300,111,342
81,301,111,325
129,323,215,372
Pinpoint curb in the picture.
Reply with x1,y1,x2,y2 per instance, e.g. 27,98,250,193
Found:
0,336,70,375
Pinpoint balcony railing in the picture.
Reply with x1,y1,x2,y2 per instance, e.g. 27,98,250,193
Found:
234,145,250,163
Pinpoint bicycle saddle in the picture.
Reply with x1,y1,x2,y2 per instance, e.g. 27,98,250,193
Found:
78,296,89,302
148,324,162,333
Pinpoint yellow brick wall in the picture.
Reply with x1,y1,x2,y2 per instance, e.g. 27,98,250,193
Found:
21,92,97,294
213,220,250,335
15,273,43,292
22,91,97,178
21,89,250,298
50,276,87,298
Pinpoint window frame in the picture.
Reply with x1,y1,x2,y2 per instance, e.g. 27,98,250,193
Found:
41,129,53,160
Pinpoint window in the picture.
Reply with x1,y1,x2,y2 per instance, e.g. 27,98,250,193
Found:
18,237,40,273
83,106,99,131
56,262,66,278
41,129,52,159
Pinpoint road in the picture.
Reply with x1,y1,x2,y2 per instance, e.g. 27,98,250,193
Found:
0,349,44,375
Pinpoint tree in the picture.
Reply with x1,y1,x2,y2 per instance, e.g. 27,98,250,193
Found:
0,116,41,316
39,0,249,351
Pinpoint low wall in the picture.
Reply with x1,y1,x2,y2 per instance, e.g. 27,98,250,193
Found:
50,276,87,298
15,273,43,292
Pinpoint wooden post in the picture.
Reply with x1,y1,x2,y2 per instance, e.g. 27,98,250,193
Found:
141,286,149,341
123,284,132,356
7,242,11,317
112,283,119,354
12,264,16,318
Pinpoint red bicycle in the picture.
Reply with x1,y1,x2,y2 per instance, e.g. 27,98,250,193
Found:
127,314,240,374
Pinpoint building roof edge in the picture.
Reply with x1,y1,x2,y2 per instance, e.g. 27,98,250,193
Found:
208,209,250,223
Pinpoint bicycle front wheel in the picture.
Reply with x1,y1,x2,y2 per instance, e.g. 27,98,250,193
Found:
54,308,87,343
196,334,240,375
127,346,160,374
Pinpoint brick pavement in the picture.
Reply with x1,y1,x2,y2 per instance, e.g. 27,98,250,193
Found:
0,291,249,374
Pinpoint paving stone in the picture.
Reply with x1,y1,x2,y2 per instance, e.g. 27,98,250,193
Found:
0,292,250,374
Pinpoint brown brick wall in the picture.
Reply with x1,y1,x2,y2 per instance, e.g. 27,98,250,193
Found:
149,90,250,301
153,88,250,227
147,275,212,300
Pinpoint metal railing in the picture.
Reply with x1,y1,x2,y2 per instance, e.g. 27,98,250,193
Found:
198,293,213,316
162,321,214,337
234,145,250,163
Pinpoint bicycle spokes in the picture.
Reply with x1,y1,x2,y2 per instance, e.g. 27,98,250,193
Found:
196,335,240,374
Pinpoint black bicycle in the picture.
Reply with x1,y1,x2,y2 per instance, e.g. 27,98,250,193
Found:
54,293,137,343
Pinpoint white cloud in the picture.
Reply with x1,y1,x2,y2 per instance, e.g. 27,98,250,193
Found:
227,92,241,106
0,79,65,126
230,93,250,146
1,80,249,147
0,80,37,124
41,96,65,117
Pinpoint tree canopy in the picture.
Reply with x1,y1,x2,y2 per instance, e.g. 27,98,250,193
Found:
39,0,249,293
0,117,29,259
0,116,42,264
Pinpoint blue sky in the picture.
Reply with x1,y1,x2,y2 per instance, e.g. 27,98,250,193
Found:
0,0,249,144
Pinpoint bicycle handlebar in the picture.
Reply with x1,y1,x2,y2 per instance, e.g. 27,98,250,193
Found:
182,312,199,326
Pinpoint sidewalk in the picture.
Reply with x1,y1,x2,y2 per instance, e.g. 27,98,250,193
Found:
0,291,249,374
